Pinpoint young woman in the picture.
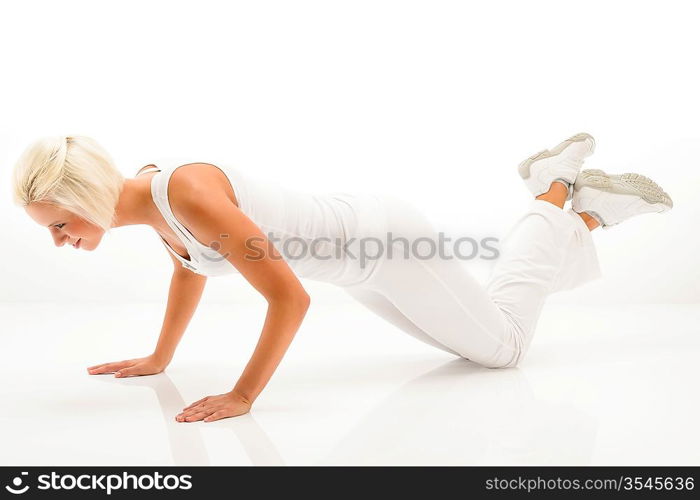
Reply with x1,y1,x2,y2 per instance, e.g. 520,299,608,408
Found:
11,133,673,423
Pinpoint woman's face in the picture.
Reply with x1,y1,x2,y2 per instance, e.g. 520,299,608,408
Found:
25,202,104,251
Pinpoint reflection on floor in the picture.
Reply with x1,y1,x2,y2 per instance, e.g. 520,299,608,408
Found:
0,301,698,465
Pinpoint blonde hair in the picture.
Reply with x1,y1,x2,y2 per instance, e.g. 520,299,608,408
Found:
12,135,125,233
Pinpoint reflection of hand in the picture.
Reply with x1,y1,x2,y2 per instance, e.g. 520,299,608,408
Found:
87,354,166,377
176,391,252,423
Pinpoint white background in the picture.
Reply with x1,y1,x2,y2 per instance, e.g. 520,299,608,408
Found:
1,0,698,305
1,0,699,468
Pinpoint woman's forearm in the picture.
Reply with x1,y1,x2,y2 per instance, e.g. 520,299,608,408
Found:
231,293,310,405
152,270,208,366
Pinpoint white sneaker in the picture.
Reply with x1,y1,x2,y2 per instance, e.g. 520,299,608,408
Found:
572,169,673,228
518,132,596,200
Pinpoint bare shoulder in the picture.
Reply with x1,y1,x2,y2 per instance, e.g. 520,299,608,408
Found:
168,163,239,208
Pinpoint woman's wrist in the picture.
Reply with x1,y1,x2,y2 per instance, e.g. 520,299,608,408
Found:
229,389,254,408
150,351,172,369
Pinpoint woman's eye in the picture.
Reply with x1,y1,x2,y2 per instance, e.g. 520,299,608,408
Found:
54,223,65,230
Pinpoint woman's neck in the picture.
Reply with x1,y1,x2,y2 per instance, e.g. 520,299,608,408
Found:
111,173,160,229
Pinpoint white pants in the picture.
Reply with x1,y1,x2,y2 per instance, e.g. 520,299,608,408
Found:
341,196,601,368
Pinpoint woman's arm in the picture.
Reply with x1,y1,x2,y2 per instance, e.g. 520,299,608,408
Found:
169,166,311,421
87,242,207,378
231,290,310,405
152,251,208,368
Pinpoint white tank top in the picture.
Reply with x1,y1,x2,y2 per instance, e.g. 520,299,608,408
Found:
144,162,387,286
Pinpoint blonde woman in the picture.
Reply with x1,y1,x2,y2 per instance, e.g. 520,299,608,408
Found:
11,133,673,423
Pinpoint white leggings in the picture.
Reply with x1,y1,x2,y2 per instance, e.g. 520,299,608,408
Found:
341,196,601,368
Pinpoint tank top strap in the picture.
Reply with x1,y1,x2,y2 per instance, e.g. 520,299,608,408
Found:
149,163,200,265
136,164,161,176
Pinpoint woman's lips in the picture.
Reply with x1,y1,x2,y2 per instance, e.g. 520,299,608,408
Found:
75,238,81,249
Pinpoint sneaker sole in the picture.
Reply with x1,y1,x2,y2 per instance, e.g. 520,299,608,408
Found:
574,169,674,209
518,132,596,180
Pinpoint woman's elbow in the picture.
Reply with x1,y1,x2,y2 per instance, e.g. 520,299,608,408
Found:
285,293,310,318
267,289,311,310
294,290,311,310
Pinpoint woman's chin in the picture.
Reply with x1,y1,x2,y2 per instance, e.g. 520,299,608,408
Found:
83,233,105,250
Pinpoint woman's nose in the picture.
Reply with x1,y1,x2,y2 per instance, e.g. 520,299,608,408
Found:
52,233,68,247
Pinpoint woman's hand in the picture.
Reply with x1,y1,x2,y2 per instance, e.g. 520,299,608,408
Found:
87,354,167,378
176,391,252,423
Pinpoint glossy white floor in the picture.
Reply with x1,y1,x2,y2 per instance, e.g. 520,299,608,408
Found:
1,300,698,466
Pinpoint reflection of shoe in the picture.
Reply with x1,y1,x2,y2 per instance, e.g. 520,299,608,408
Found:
518,132,596,200
572,169,674,228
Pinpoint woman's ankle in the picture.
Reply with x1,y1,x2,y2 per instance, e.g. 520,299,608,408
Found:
535,181,568,209
577,211,600,231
